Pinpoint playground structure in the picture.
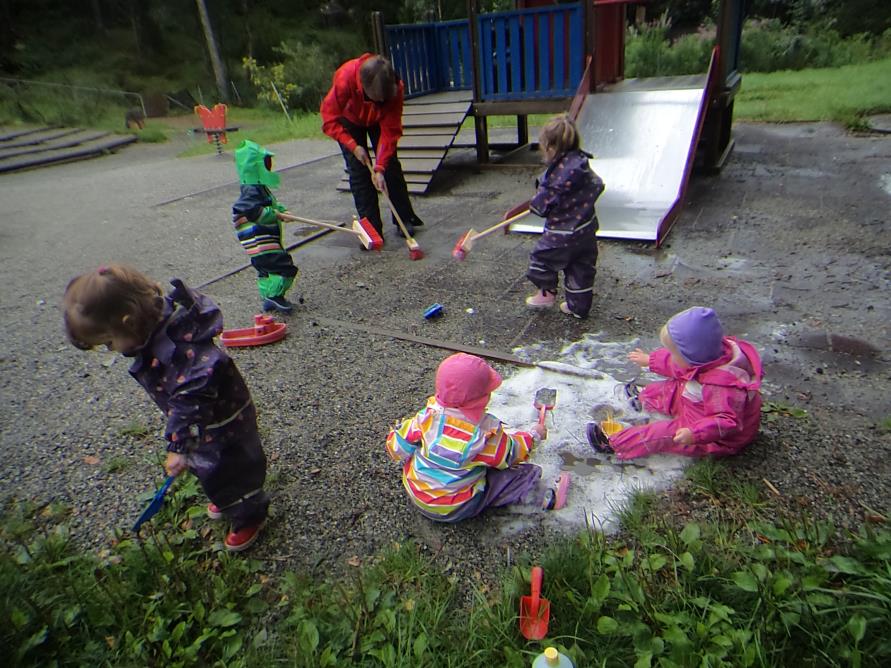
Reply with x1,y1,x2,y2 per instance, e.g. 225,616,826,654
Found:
371,0,744,244
194,103,239,155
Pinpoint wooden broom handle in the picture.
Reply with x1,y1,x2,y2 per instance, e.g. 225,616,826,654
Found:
472,209,532,241
278,212,361,237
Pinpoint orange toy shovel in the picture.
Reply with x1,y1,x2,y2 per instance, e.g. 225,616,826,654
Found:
519,566,551,640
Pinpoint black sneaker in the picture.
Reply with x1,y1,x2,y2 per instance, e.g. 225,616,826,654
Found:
262,296,294,314
410,217,424,227
396,221,416,238
586,422,614,454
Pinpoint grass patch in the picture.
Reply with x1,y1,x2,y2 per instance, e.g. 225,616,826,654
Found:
3,478,890,666
103,456,130,474
175,107,325,158
737,58,891,127
118,421,151,439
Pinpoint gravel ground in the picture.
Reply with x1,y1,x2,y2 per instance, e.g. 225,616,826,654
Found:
0,121,889,582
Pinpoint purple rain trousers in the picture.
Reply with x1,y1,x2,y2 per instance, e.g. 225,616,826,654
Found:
423,463,543,523
526,223,599,317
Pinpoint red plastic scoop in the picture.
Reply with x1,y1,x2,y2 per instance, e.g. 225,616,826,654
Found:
519,566,550,640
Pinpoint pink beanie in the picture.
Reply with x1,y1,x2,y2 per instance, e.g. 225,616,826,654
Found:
435,353,502,422
666,306,725,365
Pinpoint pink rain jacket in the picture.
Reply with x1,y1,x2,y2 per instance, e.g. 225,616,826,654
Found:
611,337,763,459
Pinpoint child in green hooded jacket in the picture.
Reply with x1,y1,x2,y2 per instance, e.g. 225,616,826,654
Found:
231,140,297,314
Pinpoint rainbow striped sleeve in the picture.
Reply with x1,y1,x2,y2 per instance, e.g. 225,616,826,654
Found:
473,422,534,469
386,412,424,462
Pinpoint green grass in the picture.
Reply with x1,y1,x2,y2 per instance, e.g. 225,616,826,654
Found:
173,106,325,158
736,58,891,127
3,473,890,667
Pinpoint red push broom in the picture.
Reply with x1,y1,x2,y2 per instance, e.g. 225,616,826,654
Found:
367,164,424,260
452,208,532,260
278,212,383,250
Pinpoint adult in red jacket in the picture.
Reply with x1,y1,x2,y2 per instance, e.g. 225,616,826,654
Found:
320,53,424,239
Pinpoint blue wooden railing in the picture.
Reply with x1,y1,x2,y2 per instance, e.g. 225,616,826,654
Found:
477,3,583,100
385,3,583,101
386,19,471,98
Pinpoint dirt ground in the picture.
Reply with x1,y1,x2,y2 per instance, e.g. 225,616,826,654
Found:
0,120,888,579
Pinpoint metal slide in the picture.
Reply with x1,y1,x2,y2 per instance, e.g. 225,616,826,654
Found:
511,58,716,244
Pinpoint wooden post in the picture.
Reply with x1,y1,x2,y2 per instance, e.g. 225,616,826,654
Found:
467,0,489,163
582,0,594,93
371,11,387,56
517,115,528,146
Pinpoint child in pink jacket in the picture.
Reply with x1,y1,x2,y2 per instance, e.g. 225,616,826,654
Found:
587,307,763,460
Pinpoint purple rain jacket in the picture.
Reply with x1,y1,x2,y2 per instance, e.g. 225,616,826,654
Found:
530,148,605,237
127,279,255,454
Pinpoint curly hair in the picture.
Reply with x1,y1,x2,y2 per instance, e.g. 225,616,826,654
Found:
63,264,164,350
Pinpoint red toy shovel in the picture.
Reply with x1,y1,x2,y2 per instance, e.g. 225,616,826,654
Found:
519,566,551,640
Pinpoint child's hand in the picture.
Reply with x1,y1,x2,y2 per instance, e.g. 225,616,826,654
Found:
628,348,650,368
529,422,548,441
673,428,694,446
164,452,189,477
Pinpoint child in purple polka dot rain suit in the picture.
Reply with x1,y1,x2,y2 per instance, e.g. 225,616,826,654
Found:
63,264,269,552
525,113,605,319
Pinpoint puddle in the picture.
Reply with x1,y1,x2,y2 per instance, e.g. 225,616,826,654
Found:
793,332,880,358
489,334,688,535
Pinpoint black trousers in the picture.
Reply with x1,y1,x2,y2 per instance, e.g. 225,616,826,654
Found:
337,118,420,233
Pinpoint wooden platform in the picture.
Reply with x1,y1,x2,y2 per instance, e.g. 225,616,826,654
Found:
0,126,137,174
338,90,473,195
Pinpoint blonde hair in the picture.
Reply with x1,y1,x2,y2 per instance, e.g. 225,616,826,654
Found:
359,55,398,102
63,264,164,350
539,113,580,160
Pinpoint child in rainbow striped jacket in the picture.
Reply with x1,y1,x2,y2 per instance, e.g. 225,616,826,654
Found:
386,353,546,523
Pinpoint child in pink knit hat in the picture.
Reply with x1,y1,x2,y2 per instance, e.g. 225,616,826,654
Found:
386,353,547,522
587,307,763,459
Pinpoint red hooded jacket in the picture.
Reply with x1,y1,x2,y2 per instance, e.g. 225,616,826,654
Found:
320,53,405,173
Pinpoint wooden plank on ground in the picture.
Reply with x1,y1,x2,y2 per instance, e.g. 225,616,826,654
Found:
0,131,109,160
0,135,136,174
1,128,85,149
0,126,53,142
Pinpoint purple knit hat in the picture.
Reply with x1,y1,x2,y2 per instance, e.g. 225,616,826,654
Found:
666,307,724,365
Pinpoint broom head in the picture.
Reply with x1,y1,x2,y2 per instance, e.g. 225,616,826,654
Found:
451,228,477,260
354,217,384,251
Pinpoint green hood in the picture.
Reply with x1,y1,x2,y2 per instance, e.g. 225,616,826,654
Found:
234,140,280,188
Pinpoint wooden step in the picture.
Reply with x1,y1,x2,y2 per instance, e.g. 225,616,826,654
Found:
0,130,110,160
0,127,85,149
0,134,137,174
0,126,54,142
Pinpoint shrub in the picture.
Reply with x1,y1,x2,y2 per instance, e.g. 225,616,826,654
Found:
625,15,714,77
627,15,891,77
241,28,361,113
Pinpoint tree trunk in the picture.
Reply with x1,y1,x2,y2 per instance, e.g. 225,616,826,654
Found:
91,0,105,33
195,0,230,103
241,0,253,59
